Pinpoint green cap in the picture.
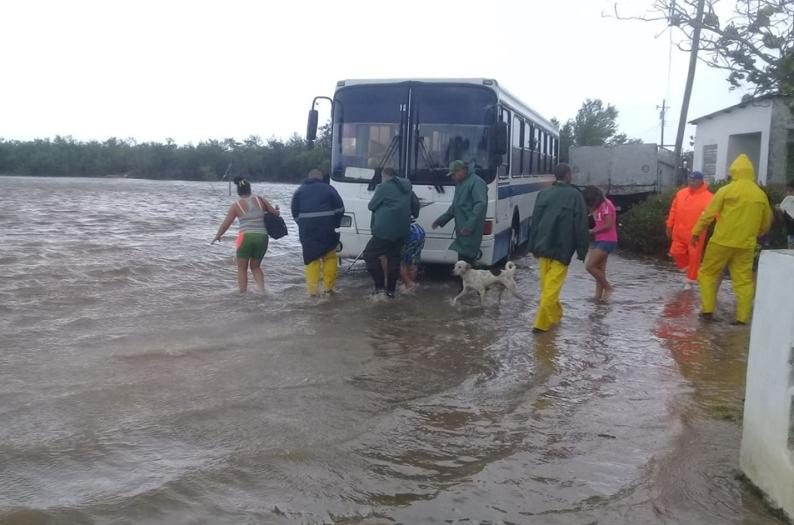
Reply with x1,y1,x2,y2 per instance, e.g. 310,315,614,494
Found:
447,160,467,176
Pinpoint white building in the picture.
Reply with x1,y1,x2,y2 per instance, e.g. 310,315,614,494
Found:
691,95,793,186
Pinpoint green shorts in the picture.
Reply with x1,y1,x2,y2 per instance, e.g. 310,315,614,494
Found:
236,232,268,261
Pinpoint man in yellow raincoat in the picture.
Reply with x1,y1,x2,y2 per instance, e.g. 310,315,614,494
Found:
691,154,773,324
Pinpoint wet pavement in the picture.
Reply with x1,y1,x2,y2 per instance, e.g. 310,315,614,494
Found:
0,177,785,524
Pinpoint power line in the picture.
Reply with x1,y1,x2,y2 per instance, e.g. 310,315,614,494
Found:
657,99,668,148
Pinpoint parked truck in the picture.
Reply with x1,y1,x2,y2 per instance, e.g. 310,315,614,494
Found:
570,144,676,210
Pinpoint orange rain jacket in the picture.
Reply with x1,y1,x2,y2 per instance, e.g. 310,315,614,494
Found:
666,183,713,244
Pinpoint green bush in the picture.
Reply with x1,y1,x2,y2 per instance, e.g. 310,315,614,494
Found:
618,191,675,256
619,182,789,257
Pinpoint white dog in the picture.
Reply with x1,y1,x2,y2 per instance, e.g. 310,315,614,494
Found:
452,261,523,305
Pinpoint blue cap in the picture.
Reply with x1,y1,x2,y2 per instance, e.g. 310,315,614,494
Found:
690,171,704,180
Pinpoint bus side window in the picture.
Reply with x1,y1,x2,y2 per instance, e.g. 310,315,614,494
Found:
522,121,532,177
534,127,542,174
511,116,523,178
545,133,551,172
546,133,553,173
499,108,511,179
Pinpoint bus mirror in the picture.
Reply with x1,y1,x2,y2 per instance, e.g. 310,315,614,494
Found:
493,122,508,156
306,109,319,142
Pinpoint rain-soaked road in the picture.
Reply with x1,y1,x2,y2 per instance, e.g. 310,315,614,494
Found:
0,177,785,524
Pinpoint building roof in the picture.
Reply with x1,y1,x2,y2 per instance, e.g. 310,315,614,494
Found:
689,94,781,125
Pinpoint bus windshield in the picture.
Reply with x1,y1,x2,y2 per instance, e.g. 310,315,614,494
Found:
411,85,497,185
331,85,407,181
330,83,497,184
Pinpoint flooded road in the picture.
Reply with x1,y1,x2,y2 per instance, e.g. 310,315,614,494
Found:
0,177,784,524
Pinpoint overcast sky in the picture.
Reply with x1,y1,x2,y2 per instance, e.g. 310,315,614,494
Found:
0,0,748,146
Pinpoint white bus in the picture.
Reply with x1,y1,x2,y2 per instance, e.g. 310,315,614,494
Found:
306,78,559,266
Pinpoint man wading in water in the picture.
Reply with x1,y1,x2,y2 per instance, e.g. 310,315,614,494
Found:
432,160,488,265
291,169,345,296
529,163,590,333
364,167,420,298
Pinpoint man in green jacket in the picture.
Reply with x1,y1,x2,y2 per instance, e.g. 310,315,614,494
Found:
432,160,488,264
365,167,420,297
529,163,590,333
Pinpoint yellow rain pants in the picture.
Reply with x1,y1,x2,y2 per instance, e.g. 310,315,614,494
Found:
698,242,755,323
305,249,338,296
534,257,570,332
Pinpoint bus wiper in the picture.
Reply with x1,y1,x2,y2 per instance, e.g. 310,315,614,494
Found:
416,136,445,194
368,134,401,191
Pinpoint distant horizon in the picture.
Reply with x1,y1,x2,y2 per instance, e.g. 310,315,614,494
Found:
0,132,310,146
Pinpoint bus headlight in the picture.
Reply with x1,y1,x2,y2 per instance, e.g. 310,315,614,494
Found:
340,215,353,228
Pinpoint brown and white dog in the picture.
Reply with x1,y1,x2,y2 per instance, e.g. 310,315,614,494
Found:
451,261,522,305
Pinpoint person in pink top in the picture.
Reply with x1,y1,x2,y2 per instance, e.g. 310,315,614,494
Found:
583,186,618,302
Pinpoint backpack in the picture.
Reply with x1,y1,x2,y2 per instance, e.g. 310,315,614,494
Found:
264,213,288,240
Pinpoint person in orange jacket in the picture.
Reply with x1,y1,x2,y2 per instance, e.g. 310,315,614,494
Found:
666,171,713,285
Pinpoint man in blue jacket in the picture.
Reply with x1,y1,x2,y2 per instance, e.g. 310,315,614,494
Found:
365,167,420,298
291,169,345,296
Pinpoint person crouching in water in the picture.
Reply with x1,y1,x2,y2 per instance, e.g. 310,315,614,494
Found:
365,167,420,298
583,186,618,302
212,177,280,293
291,169,345,296
665,171,713,287
399,221,425,292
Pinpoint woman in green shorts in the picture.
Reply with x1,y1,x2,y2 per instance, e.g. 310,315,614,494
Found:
212,178,279,293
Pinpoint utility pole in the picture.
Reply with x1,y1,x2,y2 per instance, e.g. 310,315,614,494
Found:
657,99,668,149
673,0,706,184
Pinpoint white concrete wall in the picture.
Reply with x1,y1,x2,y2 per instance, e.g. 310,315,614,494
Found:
692,101,773,184
740,250,794,521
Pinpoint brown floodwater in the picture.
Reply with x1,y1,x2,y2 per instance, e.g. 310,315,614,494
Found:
0,177,785,524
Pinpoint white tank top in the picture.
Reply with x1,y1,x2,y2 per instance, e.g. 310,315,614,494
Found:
237,196,266,233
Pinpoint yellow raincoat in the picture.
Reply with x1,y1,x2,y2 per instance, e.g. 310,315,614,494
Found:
692,154,773,323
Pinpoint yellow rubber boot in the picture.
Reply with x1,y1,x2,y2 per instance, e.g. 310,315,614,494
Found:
305,258,322,296
322,249,338,293
727,247,755,323
534,258,569,332
697,243,730,315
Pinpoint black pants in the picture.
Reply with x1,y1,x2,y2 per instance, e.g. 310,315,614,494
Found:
364,237,403,293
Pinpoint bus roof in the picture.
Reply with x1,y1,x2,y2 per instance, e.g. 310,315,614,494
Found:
336,78,558,134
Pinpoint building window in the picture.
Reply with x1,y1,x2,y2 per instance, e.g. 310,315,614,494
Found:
702,144,718,182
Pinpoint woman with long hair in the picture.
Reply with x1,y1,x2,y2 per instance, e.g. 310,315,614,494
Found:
583,186,618,302
212,177,279,293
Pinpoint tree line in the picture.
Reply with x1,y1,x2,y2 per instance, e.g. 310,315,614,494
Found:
0,126,332,183
554,99,643,163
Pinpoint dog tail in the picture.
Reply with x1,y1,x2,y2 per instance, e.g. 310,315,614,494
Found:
504,261,517,275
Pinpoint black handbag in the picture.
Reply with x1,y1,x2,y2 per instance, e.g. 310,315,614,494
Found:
264,213,288,239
